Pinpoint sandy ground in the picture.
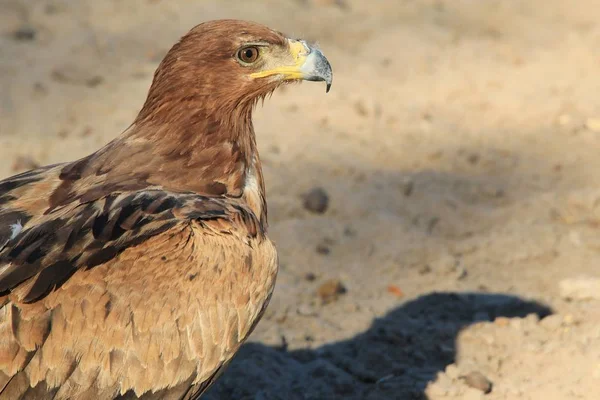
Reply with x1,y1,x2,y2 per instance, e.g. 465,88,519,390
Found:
2,0,600,399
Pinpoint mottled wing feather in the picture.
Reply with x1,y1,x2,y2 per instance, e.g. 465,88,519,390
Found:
0,190,236,303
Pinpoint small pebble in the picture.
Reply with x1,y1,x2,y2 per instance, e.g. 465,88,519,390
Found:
13,26,36,41
427,216,440,234
51,67,104,87
296,304,317,316
33,82,48,96
455,266,468,280
80,126,94,137
275,313,288,324
304,272,317,281
343,226,356,237
322,237,335,245
317,279,346,304
315,243,330,255
399,177,414,196
85,76,104,88
45,3,61,14
418,264,432,275
386,285,404,298
303,187,329,213
354,100,369,117
467,153,480,164
460,371,493,394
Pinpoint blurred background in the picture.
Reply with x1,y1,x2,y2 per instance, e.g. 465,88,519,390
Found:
1,0,600,399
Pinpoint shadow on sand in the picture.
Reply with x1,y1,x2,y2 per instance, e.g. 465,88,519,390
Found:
205,292,552,400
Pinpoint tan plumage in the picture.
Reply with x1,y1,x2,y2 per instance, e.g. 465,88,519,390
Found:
0,19,332,399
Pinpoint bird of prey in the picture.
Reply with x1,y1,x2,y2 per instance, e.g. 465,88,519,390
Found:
0,19,332,399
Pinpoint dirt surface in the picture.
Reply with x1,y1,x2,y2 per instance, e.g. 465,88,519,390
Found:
2,1,600,399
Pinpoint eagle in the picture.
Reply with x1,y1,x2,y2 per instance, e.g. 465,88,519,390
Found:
0,19,332,399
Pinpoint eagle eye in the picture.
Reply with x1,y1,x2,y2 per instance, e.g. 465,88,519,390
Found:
237,46,260,64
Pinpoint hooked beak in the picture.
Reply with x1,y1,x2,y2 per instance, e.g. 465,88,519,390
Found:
250,39,333,92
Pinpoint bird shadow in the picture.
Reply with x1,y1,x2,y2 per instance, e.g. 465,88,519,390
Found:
204,292,552,400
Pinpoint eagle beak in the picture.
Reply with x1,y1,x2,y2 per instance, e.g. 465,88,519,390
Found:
250,39,333,92
294,40,333,93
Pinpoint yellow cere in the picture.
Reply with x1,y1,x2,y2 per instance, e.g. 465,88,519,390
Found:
249,39,309,80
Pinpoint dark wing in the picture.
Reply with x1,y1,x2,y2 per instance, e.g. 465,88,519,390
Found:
0,189,260,303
